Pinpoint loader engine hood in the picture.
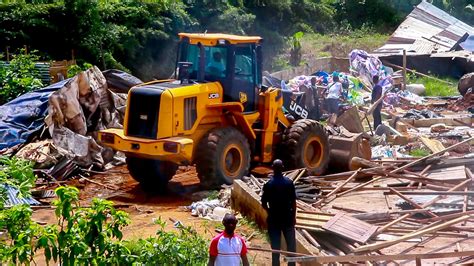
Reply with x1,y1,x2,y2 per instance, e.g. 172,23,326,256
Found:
125,81,190,139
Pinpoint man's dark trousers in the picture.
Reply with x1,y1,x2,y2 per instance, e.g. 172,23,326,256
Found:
373,104,382,130
268,223,296,266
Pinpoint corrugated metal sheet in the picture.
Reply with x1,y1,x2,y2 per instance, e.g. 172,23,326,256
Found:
374,1,474,55
2,184,41,207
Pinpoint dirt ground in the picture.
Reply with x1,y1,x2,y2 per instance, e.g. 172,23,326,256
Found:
32,165,273,265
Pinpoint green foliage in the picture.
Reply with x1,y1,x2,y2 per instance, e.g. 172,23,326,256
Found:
0,49,44,104
0,172,209,265
407,73,458,97
0,204,43,265
124,218,208,265
0,156,37,208
333,0,402,31
302,31,389,58
409,148,430,157
289,31,304,66
66,62,93,78
0,156,39,265
51,186,131,265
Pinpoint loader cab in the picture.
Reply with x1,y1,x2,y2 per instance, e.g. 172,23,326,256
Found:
176,33,263,112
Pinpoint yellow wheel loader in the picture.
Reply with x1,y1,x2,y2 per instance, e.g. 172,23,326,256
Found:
98,33,330,190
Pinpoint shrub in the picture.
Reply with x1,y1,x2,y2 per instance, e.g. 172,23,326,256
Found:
0,49,44,104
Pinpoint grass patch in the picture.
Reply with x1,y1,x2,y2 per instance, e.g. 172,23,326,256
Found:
409,148,430,157
302,31,389,58
408,75,458,97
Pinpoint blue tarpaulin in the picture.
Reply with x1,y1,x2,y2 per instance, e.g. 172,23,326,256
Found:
0,79,69,150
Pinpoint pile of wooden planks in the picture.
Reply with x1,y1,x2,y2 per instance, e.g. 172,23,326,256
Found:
245,168,321,204
244,137,474,264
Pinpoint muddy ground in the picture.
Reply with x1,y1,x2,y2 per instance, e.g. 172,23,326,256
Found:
32,166,273,265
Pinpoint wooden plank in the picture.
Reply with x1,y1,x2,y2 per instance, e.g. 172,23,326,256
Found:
390,137,474,174
417,210,474,223
378,178,471,233
296,219,326,227
323,213,378,243
299,229,321,249
425,166,466,181
388,190,474,196
336,176,383,197
420,137,445,153
295,224,325,233
354,215,471,253
314,168,361,206
285,250,474,263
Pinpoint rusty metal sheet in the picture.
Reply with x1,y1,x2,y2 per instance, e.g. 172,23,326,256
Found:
374,1,474,56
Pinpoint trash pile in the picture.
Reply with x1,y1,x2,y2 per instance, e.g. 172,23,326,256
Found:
0,67,142,184
188,187,232,221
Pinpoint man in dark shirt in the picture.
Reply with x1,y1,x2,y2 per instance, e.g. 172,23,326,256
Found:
261,159,297,266
371,75,383,130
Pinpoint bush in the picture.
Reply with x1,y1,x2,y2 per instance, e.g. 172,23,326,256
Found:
0,49,44,104
0,158,209,265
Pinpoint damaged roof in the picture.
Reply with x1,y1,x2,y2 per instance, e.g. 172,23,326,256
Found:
374,1,474,55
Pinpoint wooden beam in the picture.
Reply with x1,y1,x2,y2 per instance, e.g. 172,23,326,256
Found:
387,191,474,196
314,168,361,206
390,137,474,174
284,250,474,263
336,176,383,198
378,179,471,233
354,215,471,253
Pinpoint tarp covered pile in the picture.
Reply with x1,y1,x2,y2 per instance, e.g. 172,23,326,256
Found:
0,67,142,173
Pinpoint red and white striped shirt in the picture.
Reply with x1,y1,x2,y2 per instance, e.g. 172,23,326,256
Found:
209,232,247,266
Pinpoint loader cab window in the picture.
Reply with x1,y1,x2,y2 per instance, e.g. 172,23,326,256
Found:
177,40,228,82
204,47,227,79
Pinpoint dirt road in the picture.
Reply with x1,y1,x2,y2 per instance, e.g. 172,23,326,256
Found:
32,165,272,265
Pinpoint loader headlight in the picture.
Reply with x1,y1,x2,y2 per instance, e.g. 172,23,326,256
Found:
163,142,179,153
101,133,115,144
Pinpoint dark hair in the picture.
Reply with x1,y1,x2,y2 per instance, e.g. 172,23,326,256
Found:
222,213,237,224
373,75,379,84
272,159,284,173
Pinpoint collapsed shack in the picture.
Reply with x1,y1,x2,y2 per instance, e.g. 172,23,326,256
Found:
0,67,142,183
375,1,474,79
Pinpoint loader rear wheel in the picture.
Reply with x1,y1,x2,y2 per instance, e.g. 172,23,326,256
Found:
126,157,178,192
195,127,251,188
282,119,329,175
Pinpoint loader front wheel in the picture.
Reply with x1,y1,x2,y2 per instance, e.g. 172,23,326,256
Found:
126,157,178,192
283,119,329,175
195,127,251,188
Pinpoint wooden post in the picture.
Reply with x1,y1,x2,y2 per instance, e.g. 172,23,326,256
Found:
402,49,407,91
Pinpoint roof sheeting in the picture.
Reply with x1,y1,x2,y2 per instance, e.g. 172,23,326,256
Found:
375,1,474,55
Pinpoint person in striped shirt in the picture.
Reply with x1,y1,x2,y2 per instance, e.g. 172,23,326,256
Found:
208,213,250,266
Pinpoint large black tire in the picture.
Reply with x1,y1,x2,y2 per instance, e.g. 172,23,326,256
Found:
126,157,178,192
282,119,330,175
195,127,251,188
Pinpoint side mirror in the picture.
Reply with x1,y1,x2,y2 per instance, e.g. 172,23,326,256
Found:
178,62,193,84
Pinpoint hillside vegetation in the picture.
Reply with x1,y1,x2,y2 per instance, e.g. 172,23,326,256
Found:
0,0,472,79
